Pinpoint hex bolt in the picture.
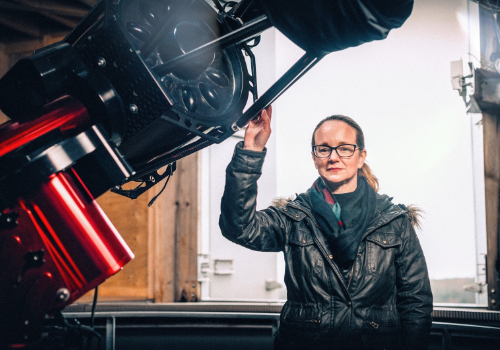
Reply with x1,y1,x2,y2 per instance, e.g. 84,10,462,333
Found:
129,104,139,114
97,57,106,67
56,288,70,302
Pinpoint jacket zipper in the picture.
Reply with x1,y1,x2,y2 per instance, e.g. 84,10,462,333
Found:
289,318,321,325
287,203,352,300
347,264,355,289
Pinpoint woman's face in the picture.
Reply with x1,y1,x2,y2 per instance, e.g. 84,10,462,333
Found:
312,120,367,194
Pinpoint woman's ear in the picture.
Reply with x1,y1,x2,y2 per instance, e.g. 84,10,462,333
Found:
312,151,318,169
358,149,367,169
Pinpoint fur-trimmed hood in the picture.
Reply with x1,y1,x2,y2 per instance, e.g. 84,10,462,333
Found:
270,194,423,230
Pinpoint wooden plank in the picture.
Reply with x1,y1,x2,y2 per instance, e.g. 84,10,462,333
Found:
148,167,176,302
483,112,500,310
4,39,43,55
39,11,79,28
75,0,98,8
15,0,89,18
42,34,67,47
93,186,152,300
0,1,79,28
0,12,41,38
0,43,8,77
148,155,200,302
480,5,500,311
174,154,200,302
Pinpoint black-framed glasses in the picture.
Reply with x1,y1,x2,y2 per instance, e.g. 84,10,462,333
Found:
312,144,358,158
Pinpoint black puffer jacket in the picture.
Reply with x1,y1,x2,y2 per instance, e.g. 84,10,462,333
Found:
219,143,433,350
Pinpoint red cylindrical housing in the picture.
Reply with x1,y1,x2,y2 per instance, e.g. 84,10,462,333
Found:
20,171,134,303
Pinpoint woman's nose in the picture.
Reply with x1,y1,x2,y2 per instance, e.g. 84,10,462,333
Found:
328,150,340,161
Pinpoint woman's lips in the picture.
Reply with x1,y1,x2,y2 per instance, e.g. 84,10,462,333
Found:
327,168,343,172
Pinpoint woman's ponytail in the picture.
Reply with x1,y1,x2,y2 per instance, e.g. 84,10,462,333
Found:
359,163,379,192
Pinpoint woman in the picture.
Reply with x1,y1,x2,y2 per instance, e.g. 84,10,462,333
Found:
219,106,433,350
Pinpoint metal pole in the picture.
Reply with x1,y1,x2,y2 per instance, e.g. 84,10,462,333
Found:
234,51,325,129
106,317,116,350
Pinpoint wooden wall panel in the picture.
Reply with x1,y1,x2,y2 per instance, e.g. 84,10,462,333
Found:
80,154,200,303
479,5,500,311
483,113,500,310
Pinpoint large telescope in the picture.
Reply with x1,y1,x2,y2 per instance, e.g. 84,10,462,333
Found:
0,0,413,347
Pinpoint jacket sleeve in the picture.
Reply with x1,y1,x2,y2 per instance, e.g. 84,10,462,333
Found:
395,216,433,350
219,142,287,252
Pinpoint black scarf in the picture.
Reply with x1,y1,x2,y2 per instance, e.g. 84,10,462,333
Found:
310,176,377,268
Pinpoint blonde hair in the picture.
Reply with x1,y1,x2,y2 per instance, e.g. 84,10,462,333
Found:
312,115,379,192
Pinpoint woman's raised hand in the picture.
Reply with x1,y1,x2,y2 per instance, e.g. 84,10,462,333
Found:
243,105,272,152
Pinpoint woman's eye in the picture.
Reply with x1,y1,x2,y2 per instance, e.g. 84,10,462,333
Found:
318,147,329,153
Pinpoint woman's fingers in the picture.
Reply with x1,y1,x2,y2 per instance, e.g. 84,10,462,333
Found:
243,106,273,151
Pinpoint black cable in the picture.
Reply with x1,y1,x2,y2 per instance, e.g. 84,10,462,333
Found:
91,286,98,329
148,164,174,207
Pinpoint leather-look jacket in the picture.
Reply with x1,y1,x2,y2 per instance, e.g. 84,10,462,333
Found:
219,143,433,350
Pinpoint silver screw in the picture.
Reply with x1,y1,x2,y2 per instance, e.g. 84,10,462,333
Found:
129,104,139,114
88,36,92,41
97,57,106,67
56,288,70,302
24,320,29,326
231,123,239,132
492,289,496,294
492,299,497,304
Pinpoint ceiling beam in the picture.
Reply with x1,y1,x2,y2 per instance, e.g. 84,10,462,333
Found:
0,12,41,38
40,11,79,28
0,0,31,12
14,0,89,18
75,0,98,7
0,1,83,24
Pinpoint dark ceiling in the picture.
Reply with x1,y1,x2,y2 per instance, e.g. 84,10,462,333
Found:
0,0,99,43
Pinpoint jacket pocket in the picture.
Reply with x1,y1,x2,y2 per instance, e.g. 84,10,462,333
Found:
362,307,402,350
365,231,402,275
288,229,322,276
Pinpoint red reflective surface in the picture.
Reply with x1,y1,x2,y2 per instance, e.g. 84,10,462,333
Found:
20,171,134,302
0,96,90,159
